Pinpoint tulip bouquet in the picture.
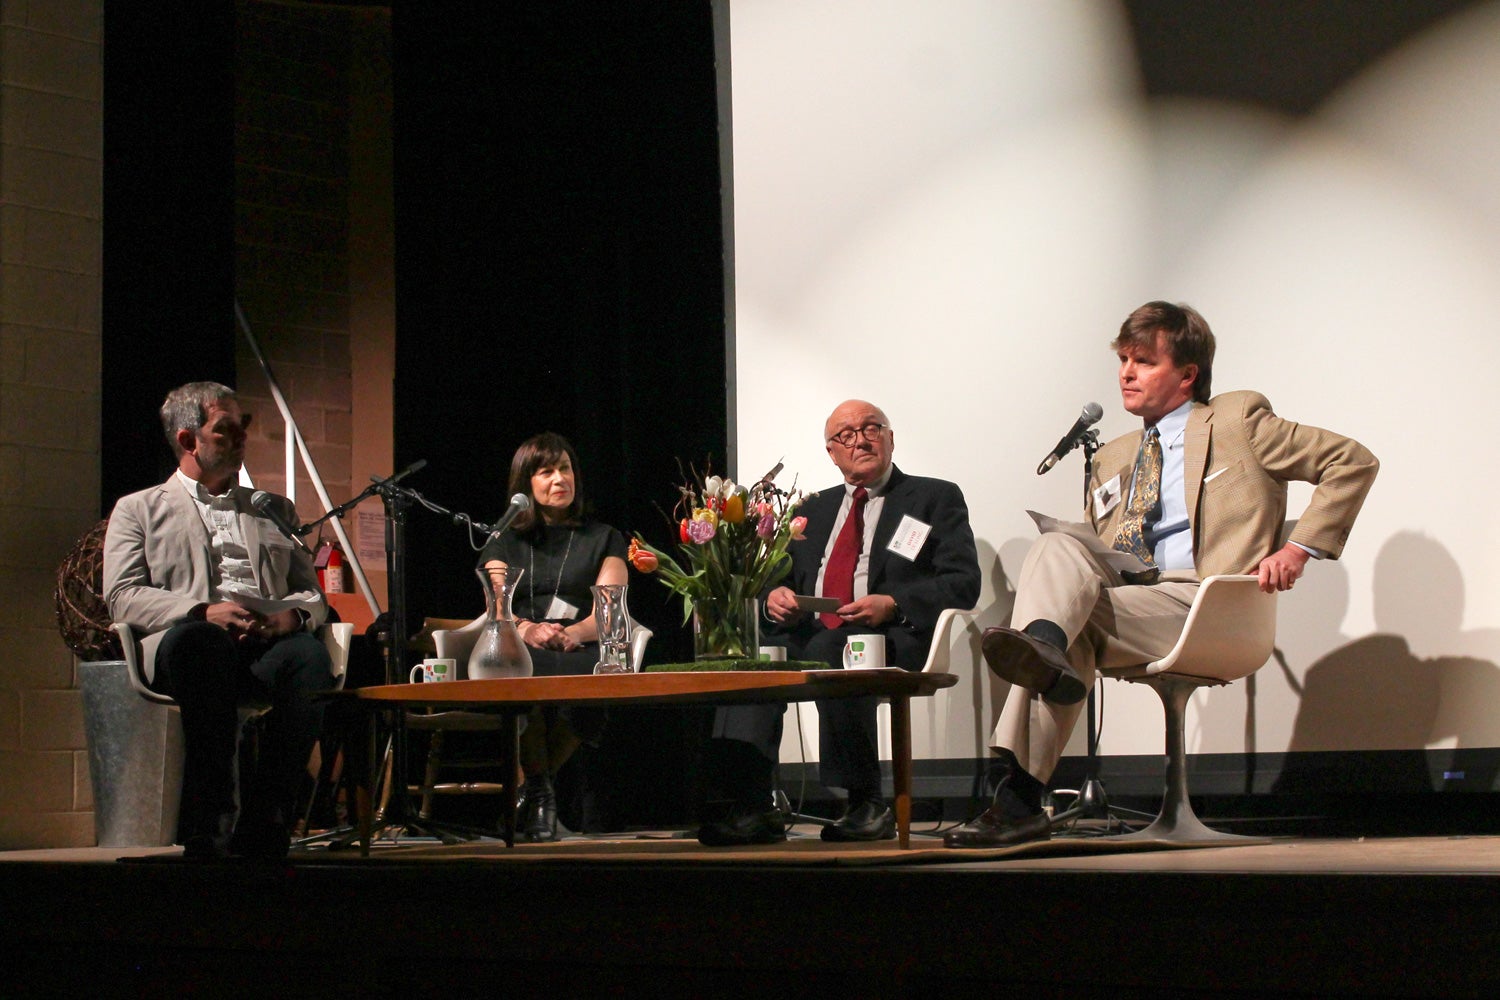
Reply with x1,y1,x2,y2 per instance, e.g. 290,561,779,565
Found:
629,468,806,659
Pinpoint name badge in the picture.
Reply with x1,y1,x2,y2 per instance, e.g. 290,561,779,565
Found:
545,596,579,620
885,515,931,561
1093,475,1122,519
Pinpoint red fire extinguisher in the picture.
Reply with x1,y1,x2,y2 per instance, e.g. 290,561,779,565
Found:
315,540,346,594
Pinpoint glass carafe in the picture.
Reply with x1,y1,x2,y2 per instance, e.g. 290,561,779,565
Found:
591,583,633,674
467,564,534,680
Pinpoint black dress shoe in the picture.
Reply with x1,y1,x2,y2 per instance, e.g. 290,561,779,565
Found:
980,626,1086,705
943,806,1052,849
228,819,291,861
821,799,896,842
523,774,559,843
697,809,788,847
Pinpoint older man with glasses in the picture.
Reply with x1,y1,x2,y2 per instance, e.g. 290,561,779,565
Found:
698,399,981,845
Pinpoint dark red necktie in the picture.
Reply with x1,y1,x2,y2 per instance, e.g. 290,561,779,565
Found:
820,486,868,629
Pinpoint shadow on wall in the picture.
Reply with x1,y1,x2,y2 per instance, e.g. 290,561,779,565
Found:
1274,530,1500,793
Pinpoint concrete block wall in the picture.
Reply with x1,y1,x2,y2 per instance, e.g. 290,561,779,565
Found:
0,0,104,848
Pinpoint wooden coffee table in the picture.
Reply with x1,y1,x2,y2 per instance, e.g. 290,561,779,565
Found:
346,668,958,852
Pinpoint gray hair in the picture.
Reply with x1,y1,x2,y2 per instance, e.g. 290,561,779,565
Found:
160,382,237,457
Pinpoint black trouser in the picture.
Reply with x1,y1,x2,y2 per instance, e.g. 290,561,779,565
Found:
704,622,929,809
153,621,333,842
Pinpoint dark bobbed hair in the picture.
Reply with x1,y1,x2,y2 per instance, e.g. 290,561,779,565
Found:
1111,301,1216,403
506,432,585,532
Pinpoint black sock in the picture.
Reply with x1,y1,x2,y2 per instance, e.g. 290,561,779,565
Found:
1023,619,1068,652
991,748,1045,819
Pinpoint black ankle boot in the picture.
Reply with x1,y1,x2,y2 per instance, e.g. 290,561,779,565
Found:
525,773,558,842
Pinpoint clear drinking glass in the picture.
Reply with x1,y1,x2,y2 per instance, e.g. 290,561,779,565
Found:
591,583,633,674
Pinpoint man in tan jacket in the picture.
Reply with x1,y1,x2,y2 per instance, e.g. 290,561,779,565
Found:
946,301,1379,848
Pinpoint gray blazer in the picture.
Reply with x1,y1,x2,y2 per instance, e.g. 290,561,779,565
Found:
103,475,327,681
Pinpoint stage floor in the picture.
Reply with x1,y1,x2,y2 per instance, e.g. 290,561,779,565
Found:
6,825,1500,873
5,828,1499,997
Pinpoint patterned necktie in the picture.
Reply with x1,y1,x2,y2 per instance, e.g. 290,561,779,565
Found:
1113,427,1161,580
820,486,868,629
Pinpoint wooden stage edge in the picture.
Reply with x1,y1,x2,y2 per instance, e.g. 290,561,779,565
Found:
4,831,1500,997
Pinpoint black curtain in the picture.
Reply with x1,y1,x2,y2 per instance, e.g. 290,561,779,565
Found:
391,2,727,655
390,2,728,827
101,5,237,509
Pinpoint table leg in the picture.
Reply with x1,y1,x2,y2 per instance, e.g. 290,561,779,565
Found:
890,695,912,849
499,711,520,848
357,708,376,857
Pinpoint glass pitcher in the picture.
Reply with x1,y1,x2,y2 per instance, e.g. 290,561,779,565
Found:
467,564,534,680
591,583,633,674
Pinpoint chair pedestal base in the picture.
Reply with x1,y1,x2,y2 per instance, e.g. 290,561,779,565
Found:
1106,672,1270,846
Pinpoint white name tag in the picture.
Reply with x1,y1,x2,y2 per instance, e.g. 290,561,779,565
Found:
885,515,931,561
545,596,579,620
1093,474,1122,519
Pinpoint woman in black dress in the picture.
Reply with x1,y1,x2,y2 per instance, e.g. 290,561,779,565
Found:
478,433,627,840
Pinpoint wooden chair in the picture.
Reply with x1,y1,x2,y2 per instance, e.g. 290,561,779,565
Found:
1097,574,1279,844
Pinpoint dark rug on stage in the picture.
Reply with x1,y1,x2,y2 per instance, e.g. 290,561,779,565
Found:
130,829,1226,867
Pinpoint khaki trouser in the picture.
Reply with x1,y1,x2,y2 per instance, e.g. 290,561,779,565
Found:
989,532,1199,783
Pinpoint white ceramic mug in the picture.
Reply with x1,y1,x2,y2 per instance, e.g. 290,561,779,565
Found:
758,645,787,663
409,657,458,683
841,635,886,669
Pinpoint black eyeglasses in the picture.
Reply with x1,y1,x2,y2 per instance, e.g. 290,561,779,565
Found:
827,422,889,448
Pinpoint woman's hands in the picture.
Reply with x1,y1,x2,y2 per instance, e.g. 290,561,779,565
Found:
520,620,581,652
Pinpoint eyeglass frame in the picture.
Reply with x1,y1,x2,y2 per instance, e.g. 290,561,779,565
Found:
826,421,891,448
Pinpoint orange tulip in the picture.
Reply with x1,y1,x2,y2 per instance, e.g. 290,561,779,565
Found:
722,493,745,523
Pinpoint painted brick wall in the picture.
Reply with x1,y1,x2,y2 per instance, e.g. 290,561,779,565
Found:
0,0,388,849
233,0,354,527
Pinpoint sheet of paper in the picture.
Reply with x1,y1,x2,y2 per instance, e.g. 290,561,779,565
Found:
1025,510,1152,576
217,587,309,617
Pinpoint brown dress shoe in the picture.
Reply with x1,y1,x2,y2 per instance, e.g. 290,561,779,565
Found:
943,806,1052,849
980,626,1086,705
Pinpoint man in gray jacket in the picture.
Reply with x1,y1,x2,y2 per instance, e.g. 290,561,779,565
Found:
104,381,330,860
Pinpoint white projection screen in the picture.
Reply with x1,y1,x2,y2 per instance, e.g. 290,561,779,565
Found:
724,0,1500,790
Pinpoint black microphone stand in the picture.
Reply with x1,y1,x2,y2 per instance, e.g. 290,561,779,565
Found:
1044,428,1112,828
1045,429,1149,835
326,466,507,847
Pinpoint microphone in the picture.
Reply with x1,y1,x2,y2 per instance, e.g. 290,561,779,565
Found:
1036,402,1104,475
757,458,784,487
251,491,312,553
484,493,532,536
372,458,427,487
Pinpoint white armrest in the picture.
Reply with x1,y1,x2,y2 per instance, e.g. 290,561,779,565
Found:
110,621,175,705
918,607,980,674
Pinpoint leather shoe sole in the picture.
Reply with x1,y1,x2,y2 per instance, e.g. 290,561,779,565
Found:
980,627,1086,705
821,802,895,842
697,809,788,847
943,808,1052,849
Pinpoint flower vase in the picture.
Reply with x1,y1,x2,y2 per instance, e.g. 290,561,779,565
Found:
692,589,759,661
466,565,533,680
591,583,634,674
